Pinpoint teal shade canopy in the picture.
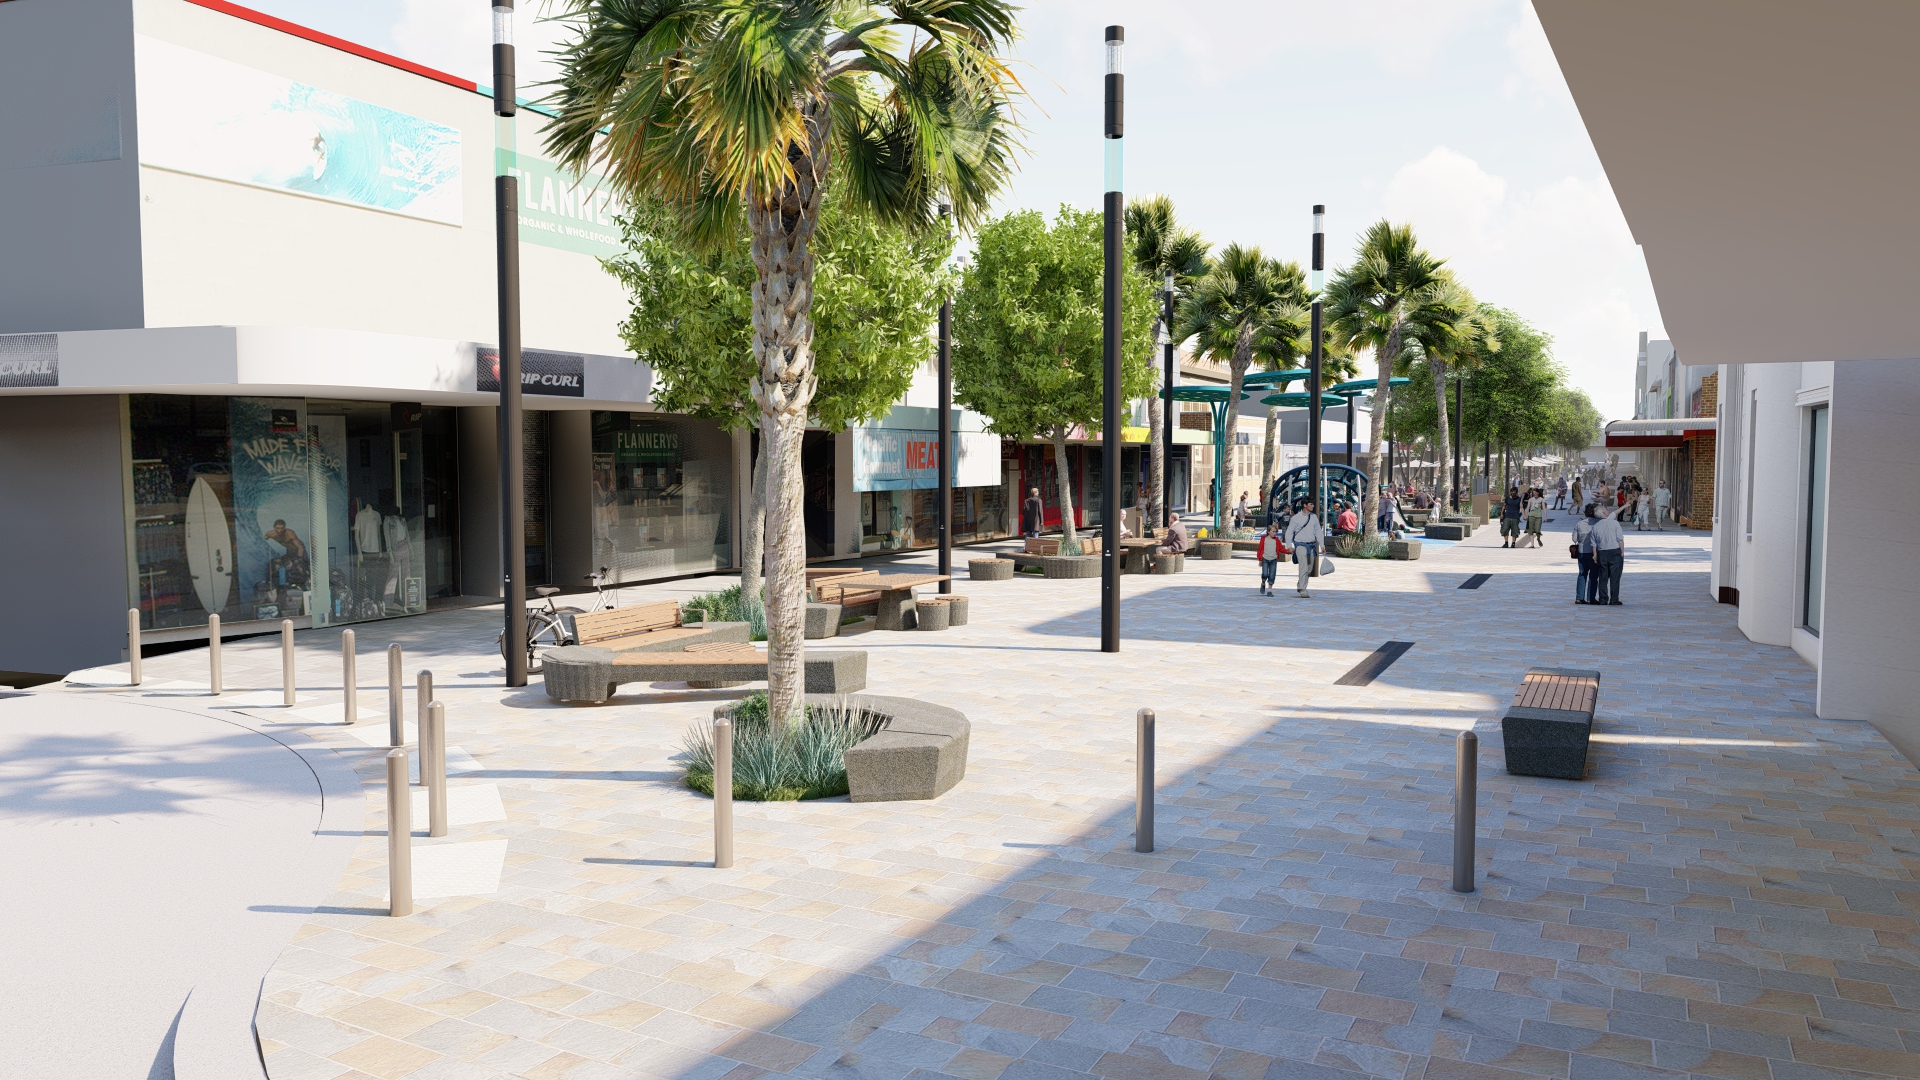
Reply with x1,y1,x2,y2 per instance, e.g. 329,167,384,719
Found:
1168,386,1250,403
1327,376,1412,394
1260,392,1345,409
1241,369,1310,388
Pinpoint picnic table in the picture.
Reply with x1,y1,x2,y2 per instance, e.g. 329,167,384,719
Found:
1117,537,1160,574
869,573,951,629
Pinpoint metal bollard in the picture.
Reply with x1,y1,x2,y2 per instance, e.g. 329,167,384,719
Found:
386,747,413,917
208,614,222,695
387,644,404,747
281,620,296,706
713,717,734,868
128,608,142,686
1453,730,1478,894
342,630,357,724
416,670,434,786
425,701,448,837
1136,708,1155,853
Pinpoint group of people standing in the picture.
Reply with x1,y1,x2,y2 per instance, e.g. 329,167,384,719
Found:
1497,486,1551,549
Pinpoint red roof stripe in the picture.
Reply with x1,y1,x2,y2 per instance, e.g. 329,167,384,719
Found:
179,0,479,92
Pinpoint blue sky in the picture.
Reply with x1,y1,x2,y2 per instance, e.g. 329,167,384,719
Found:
245,0,1663,419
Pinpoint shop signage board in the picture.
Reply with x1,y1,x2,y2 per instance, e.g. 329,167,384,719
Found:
613,428,679,464
135,36,463,225
477,348,585,397
0,333,57,387
496,150,623,257
853,427,1000,492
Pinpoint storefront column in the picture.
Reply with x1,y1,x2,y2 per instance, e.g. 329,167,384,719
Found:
732,426,752,571
458,406,502,598
549,410,594,589
835,430,860,558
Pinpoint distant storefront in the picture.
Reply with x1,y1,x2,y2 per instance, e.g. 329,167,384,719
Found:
852,408,1009,553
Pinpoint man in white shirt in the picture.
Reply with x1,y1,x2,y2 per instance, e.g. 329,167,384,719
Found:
1588,508,1626,605
1653,480,1672,530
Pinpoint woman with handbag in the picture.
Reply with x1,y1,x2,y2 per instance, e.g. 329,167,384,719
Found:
1284,497,1325,599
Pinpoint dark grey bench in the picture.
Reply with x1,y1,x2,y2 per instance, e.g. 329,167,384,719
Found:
1424,522,1467,541
543,643,867,703
1389,538,1422,560
1501,667,1601,779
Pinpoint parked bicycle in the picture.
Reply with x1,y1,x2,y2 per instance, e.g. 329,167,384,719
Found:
497,567,615,673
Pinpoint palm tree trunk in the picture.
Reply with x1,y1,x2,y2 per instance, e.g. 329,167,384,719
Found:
1222,322,1253,532
1430,361,1452,512
741,448,766,603
1050,427,1078,548
1147,319,1165,530
1259,404,1279,522
1362,328,1397,538
745,117,827,730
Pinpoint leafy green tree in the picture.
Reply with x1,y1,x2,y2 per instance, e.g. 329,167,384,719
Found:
1124,195,1209,528
951,206,1158,548
1402,275,1496,511
1325,221,1452,536
1456,309,1560,487
546,0,1022,726
1172,244,1307,528
1546,387,1601,459
605,190,952,598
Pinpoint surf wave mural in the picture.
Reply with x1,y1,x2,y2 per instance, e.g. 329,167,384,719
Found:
135,36,462,225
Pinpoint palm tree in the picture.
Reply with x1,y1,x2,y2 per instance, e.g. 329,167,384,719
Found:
1324,221,1451,537
1174,244,1306,528
1405,276,1495,513
544,1,1023,727
1125,196,1208,531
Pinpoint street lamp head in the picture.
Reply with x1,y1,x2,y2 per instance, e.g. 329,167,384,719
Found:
1105,25,1124,70
1312,205,1325,234
1164,272,1175,293
492,1,516,117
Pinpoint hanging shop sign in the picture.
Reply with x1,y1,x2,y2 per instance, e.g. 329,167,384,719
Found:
852,427,1001,491
135,36,463,225
476,348,585,397
495,150,623,257
0,333,58,387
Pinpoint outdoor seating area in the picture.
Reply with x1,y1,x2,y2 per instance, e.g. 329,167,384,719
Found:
541,641,868,702
566,600,737,653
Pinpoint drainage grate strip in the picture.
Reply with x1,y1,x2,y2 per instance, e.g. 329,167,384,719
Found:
1335,641,1415,686
1459,574,1492,590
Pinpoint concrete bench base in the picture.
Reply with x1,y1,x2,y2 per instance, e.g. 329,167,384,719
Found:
913,599,950,631
1501,666,1602,780
1424,523,1466,541
1151,552,1185,574
711,694,970,802
805,603,842,639
542,645,867,703
1198,541,1233,561
1389,539,1422,560
1000,553,1101,579
968,558,1013,581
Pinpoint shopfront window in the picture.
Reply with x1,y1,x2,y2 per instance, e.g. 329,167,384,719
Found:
590,412,732,581
131,394,457,632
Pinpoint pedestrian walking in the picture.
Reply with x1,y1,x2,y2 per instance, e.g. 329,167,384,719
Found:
1254,519,1284,596
1522,488,1546,547
1020,487,1044,539
1570,476,1584,510
1635,487,1653,531
1500,486,1523,548
1233,492,1249,531
1284,498,1324,598
1573,503,1599,604
1553,476,1568,510
1653,480,1672,530
1589,506,1626,604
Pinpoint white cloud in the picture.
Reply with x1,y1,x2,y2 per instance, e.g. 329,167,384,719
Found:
1502,0,1573,105
1383,147,1663,418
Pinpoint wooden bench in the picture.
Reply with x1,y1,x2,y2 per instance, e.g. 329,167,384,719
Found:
541,642,868,702
812,570,882,613
569,601,716,654
1500,667,1601,779
1023,536,1101,556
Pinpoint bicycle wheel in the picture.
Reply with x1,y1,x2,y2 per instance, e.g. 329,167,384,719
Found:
498,610,569,673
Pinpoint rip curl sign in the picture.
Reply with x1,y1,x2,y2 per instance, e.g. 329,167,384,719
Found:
476,347,584,397
0,334,57,387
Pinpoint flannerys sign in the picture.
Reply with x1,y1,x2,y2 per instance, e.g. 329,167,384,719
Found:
496,150,621,257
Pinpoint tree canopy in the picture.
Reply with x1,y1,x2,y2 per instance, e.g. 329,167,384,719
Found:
606,189,954,433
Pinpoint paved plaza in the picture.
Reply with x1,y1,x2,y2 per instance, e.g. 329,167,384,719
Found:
17,517,1920,1080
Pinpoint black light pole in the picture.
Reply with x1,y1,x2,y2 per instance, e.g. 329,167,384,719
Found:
493,0,526,687
1451,374,1463,512
936,204,953,595
1161,273,1175,525
1308,206,1325,521
1099,25,1123,654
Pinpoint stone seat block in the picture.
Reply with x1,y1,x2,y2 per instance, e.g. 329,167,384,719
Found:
805,603,842,639
968,558,1013,581
1151,552,1185,574
1198,541,1233,561
1389,539,1422,560
1424,523,1466,541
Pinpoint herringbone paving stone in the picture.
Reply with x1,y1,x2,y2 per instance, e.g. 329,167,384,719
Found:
56,521,1920,1080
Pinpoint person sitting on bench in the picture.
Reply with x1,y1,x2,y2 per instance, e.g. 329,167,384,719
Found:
1159,512,1188,555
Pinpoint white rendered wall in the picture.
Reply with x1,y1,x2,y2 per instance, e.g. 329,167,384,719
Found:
1818,360,1920,759
131,0,630,357
1732,362,1803,648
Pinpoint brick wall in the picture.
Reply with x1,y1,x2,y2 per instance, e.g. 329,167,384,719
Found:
1683,372,1718,526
